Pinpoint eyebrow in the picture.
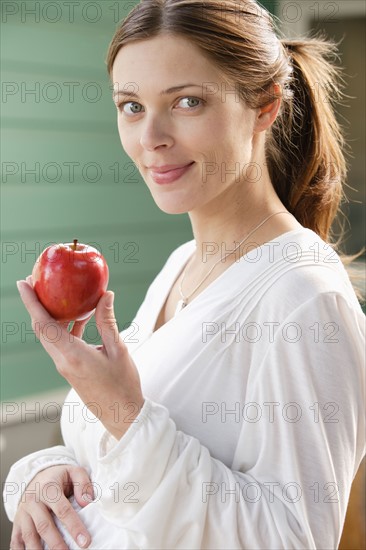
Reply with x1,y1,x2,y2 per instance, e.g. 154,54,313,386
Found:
112,83,202,101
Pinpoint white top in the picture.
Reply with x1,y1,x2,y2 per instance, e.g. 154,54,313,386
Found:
3,227,366,549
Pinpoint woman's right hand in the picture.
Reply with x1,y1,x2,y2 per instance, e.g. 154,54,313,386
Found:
10,464,94,550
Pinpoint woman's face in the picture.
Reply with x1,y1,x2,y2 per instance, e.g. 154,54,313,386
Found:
112,33,259,215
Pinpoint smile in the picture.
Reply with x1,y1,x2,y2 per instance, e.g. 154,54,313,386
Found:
149,162,195,185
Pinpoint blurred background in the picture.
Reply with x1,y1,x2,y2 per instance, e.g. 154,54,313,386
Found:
1,0,365,547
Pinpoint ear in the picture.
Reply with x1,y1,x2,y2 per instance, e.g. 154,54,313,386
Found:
254,84,282,133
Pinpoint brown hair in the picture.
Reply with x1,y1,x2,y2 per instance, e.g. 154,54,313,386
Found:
106,0,364,301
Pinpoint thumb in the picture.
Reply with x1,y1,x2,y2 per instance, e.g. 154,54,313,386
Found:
95,291,122,357
67,466,95,507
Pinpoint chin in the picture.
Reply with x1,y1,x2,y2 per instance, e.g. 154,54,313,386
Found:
155,202,190,215
150,194,192,215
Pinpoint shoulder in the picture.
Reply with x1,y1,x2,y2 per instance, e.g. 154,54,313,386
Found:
260,227,361,309
239,227,364,330
141,238,196,301
162,238,196,269
151,238,196,285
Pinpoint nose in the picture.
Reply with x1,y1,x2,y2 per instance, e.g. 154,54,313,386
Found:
139,114,174,151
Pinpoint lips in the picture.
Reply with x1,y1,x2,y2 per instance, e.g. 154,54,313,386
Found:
148,162,195,184
148,162,194,174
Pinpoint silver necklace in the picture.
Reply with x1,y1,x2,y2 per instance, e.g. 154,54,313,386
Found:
174,211,292,316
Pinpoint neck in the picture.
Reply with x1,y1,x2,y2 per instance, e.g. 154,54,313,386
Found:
188,173,294,267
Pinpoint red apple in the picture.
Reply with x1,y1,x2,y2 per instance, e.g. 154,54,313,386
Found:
32,239,109,322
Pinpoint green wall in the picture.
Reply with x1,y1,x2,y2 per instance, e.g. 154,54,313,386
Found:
1,1,192,401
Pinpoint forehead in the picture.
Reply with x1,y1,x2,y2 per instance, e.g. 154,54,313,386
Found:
112,33,225,87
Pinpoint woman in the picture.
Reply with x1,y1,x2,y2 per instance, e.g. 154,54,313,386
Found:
4,0,365,548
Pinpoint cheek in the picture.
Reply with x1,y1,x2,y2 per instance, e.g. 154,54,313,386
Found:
198,114,241,152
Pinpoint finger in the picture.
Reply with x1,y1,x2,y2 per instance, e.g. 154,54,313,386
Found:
69,314,93,340
50,494,91,548
16,279,54,329
10,526,25,550
66,466,95,508
16,281,64,362
23,278,69,331
17,512,43,550
27,504,69,550
95,291,125,359
16,280,82,358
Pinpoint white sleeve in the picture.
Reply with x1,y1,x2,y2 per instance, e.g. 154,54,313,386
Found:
91,292,365,550
3,445,79,522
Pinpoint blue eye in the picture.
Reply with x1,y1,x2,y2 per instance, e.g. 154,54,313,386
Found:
119,102,144,115
178,97,202,109
116,96,203,116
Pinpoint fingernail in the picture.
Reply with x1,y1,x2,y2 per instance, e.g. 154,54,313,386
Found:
77,533,88,547
105,291,114,308
82,492,93,502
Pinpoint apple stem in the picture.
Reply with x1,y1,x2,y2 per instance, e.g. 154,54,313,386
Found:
72,239,78,251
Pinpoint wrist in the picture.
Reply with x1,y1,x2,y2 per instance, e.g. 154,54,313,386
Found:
104,398,145,440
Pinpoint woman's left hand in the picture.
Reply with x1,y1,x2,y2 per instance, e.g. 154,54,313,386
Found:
17,278,145,440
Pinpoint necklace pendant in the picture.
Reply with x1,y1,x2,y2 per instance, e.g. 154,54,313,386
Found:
174,299,187,316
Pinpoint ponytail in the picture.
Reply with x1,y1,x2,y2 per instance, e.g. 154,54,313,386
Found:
267,36,347,242
266,35,364,302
